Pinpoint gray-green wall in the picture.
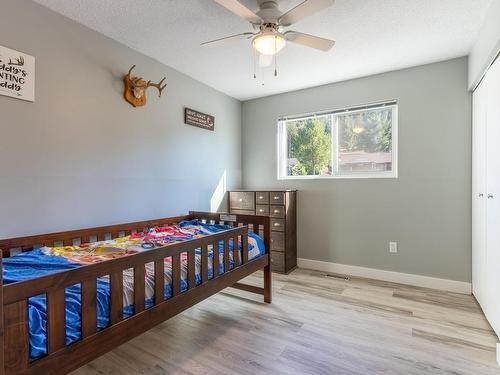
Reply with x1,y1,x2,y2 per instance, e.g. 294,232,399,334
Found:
242,58,471,282
0,0,241,238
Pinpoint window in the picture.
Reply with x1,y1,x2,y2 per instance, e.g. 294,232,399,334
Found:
277,101,398,179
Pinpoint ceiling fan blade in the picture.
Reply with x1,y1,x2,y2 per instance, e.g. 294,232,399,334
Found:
214,0,263,24
201,32,254,48
285,31,335,51
279,0,335,26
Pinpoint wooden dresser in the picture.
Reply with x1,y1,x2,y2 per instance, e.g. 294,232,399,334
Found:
228,190,297,274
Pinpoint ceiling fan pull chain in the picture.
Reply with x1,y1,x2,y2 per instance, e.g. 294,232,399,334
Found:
274,36,278,77
253,48,257,79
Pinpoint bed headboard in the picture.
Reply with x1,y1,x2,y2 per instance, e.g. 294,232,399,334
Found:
189,211,270,250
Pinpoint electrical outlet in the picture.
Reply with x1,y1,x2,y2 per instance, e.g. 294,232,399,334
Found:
389,241,398,253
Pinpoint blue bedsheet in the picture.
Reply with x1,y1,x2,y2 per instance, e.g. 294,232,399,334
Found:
2,220,265,360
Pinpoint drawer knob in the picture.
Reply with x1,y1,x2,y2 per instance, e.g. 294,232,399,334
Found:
239,198,243,202
274,223,280,227
259,196,263,199
259,209,264,212
274,210,279,213
274,196,279,200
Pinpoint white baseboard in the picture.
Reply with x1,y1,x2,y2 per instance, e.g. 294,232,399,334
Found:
297,258,472,295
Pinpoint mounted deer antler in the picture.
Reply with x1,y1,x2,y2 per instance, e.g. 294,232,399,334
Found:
123,65,167,107
146,78,167,98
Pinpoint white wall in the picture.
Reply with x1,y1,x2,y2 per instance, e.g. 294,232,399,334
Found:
0,0,241,238
468,0,500,89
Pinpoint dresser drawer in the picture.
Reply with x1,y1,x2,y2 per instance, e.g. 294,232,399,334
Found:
270,251,285,272
229,192,255,210
270,205,285,218
255,205,269,216
255,192,269,204
271,218,285,232
270,232,285,251
227,189,296,274
270,192,285,205
230,209,255,215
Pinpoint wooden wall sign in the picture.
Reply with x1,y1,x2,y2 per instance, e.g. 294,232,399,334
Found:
184,108,215,131
0,45,35,102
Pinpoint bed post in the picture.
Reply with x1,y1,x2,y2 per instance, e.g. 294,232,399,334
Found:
263,218,272,304
0,252,4,375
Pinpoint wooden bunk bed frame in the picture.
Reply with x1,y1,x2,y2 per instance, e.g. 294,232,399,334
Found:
0,211,271,375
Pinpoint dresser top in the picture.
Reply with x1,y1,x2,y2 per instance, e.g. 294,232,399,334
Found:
229,189,298,192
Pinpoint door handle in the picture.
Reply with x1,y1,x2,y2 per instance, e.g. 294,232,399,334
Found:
478,193,484,197
488,194,494,199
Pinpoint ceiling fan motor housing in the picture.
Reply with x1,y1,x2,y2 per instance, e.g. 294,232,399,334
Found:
256,0,282,24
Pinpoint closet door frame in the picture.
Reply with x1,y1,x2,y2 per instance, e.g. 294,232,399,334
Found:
472,79,487,307
485,57,500,337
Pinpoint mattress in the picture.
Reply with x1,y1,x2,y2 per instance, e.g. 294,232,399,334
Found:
2,220,265,360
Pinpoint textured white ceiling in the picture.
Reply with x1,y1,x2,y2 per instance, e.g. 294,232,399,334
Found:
33,0,492,100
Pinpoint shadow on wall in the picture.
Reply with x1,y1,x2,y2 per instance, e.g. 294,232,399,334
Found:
210,170,227,212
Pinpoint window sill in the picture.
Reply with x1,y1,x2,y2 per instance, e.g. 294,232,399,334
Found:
277,172,398,180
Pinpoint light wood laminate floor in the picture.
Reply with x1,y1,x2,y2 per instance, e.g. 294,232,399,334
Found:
73,269,500,375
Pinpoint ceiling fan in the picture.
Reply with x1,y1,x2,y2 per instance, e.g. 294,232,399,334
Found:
202,0,336,68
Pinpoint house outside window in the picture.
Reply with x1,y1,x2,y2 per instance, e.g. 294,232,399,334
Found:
277,101,398,179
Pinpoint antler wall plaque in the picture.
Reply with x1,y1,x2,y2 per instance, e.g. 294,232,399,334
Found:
123,65,166,107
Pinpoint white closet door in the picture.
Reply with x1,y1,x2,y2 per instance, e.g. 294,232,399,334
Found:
472,77,488,307
485,57,500,337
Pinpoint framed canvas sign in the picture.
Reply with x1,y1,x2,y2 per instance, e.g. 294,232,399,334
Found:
184,108,215,131
0,45,35,102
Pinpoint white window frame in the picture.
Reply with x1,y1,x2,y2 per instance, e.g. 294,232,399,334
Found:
277,101,398,180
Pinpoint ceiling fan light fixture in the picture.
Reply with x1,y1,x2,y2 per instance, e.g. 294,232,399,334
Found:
259,53,273,67
252,32,286,55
